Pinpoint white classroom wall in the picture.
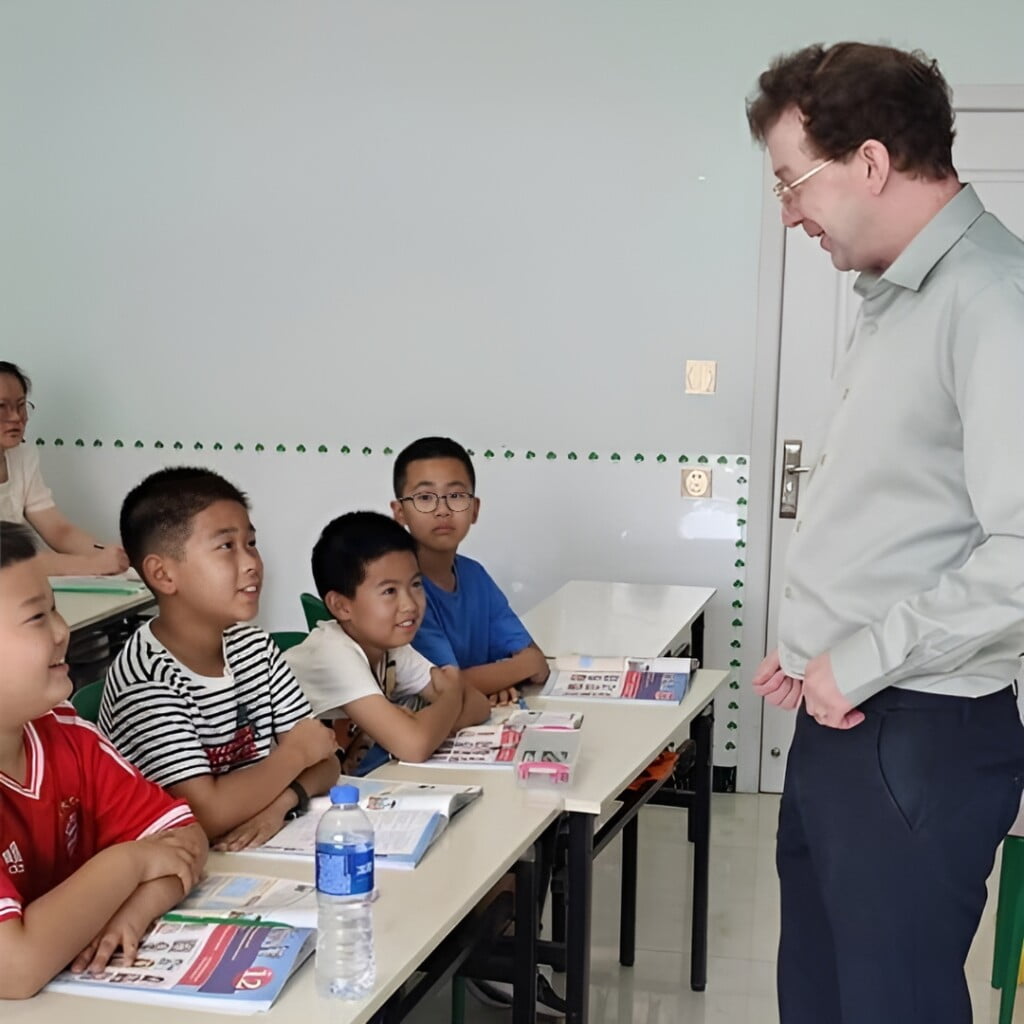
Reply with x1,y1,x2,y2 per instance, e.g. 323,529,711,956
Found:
4,2,1022,789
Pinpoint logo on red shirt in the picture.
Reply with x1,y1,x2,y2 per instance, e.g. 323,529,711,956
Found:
59,797,81,857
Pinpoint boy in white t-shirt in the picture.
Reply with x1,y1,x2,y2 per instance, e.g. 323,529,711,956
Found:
286,511,489,774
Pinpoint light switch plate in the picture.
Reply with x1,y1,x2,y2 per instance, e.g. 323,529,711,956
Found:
682,468,711,498
685,360,717,394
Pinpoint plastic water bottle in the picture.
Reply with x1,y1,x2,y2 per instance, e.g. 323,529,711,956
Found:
315,784,376,999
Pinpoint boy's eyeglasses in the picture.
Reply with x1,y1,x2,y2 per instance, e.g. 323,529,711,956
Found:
0,400,34,420
399,491,475,514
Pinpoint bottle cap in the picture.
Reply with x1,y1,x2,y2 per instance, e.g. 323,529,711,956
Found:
330,784,359,805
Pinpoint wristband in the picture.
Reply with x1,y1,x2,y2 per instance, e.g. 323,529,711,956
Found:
284,780,310,820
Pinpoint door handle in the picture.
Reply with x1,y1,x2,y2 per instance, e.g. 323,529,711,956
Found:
779,440,809,519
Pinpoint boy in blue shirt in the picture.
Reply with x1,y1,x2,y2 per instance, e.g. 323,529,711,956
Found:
392,438,564,1016
390,437,549,702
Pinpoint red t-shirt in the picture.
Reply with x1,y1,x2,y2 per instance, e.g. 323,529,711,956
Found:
0,704,196,923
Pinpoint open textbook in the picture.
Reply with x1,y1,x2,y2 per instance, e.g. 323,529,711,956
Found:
46,876,315,1013
541,655,696,703
244,776,482,868
409,708,584,769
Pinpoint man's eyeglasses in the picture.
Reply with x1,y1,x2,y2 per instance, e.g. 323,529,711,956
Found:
0,400,34,421
773,158,835,203
399,491,475,514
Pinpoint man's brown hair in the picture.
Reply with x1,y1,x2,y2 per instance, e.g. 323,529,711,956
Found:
747,42,955,180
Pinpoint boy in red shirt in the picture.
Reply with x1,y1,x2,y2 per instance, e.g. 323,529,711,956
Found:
0,522,207,999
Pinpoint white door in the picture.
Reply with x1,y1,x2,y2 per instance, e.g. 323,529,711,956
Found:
759,103,1024,792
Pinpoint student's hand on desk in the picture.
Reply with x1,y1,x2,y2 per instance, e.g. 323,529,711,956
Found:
752,649,803,711
90,544,131,575
802,653,865,730
489,687,520,707
71,897,154,975
213,803,288,852
132,830,204,894
280,718,338,767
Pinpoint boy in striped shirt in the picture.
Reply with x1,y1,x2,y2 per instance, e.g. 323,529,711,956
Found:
99,467,338,851
0,522,207,999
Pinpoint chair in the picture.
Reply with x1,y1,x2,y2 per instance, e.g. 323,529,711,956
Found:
71,679,105,723
992,831,1024,1024
300,592,331,630
271,631,308,652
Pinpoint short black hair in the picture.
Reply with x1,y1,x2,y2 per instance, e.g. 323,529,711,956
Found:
0,362,32,394
0,521,38,569
392,437,475,498
120,466,250,571
311,511,418,600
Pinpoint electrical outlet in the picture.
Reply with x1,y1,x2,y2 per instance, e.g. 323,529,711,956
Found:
682,468,711,498
685,360,717,394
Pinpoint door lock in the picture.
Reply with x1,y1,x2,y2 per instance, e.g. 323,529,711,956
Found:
779,440,812,519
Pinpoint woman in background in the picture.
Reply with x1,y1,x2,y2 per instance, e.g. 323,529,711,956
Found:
0,361,128,575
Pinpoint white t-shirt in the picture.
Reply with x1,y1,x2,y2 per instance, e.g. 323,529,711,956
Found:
285,619,434,719
0,446,55,524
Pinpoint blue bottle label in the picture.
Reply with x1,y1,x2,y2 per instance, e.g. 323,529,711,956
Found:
316,842,374,896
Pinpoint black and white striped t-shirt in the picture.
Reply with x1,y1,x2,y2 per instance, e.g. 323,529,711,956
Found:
99,622,311,789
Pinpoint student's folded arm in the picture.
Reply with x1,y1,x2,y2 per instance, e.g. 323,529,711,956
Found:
168,741,313,839
297,754,341,798
0,844,157,998
72,825,210,975
454,679,491,728
345,691,461,764
460,645,549,696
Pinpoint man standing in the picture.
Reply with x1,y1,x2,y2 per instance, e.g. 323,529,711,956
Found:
748,42,1024,1024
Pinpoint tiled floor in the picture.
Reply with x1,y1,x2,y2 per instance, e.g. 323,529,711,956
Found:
406,793,1021,1023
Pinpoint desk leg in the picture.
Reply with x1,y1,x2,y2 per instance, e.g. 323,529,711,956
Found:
690,703,714,992
565,813,593,1024
619,814,638,967
513,843,539,1024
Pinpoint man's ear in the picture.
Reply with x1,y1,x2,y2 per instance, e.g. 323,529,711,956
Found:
470,496,480,526
141,553,177,596
390,499,407,527
324,590,352,622
859,138,891,196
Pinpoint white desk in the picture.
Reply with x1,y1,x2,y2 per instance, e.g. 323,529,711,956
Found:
522,579,715,661
55,588,155,636
6,784,561,1024
376,669,727,1024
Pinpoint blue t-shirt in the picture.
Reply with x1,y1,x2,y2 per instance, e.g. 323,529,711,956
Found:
413,555,534,669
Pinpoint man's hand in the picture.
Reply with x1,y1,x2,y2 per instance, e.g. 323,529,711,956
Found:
279,718,338,768
802,652,865,730
752,649,803,710
213,802,289,852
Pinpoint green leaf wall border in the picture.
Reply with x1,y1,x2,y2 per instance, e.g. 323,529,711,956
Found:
36,436,750,767
36,438,745,467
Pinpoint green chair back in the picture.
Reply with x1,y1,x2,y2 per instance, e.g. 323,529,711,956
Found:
271,630,308,652
72,679,105,723
992,834,1024,1024
300,592,331,630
